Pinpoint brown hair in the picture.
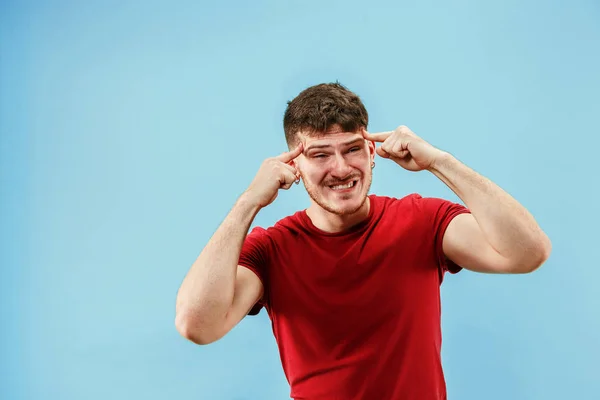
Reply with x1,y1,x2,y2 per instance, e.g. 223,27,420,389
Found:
283,82,369,146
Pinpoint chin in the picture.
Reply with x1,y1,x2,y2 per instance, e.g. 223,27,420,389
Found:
330,200,366,216
304,174,372,216
315,187,369,216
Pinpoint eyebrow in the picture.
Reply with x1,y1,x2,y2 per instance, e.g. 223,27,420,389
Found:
305,138,364,152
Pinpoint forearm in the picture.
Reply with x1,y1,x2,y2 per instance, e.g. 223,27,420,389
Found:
176,193,261,331
429,152,551,267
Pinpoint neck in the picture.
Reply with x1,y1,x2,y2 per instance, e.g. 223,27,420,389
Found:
306,197,371,233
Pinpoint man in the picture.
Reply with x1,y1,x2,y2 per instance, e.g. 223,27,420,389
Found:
175,83,551,399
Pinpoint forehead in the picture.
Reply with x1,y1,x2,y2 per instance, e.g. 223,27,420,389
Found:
298,128,364,148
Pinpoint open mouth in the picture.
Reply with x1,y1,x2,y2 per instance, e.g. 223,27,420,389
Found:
329,180,358,191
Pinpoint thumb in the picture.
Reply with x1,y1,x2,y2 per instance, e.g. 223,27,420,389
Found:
376,146,390,159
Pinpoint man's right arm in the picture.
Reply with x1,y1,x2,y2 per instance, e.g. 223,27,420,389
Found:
175,195,264,345
175,143,303,345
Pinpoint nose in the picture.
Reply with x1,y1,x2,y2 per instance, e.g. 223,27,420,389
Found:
330,153,354,180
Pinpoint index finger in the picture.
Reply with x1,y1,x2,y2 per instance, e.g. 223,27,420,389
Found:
363,130,392,142
276,142,304,163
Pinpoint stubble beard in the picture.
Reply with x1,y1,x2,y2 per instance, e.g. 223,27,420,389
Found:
302,171,373,216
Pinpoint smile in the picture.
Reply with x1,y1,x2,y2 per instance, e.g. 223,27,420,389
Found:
329,180,357,191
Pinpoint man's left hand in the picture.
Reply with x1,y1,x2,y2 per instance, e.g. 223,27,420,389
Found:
363,126,446,172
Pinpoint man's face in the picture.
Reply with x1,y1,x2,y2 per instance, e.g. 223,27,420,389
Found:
294,125,375,216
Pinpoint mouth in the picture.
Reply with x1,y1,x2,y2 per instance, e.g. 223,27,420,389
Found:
328,180,358,192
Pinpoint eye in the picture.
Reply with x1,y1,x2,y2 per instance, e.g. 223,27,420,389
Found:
348,146,361,153
313,154,328,158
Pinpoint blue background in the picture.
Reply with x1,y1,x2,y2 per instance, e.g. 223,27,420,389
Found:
1,1,598,399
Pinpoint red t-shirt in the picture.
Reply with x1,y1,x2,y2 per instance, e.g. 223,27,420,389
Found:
238,193,470,400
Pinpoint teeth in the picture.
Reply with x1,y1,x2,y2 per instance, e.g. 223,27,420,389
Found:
331,181,355,190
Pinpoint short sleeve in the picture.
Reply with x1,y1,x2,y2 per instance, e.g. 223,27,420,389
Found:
420,196,471,277
238,226,270,315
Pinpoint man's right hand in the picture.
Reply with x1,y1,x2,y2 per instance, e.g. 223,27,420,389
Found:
244,143,304,208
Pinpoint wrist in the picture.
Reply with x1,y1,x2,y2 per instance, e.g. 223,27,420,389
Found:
428,150,453,173
237,191,264,215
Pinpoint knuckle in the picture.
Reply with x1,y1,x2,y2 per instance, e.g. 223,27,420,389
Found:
396,125,409,135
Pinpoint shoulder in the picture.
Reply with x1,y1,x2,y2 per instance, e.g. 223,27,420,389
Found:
376,192,461,209
370,192,465,221
370,192,426,211
246,211,305,242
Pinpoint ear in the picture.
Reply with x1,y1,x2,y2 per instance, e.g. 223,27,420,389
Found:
289,140,304,170
287,158,302,182
365,136,376,163
287,157,302,173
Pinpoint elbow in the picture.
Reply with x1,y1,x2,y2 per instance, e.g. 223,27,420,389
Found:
531,234,552,272
175,310,223,345
539,235,552,264
517,236,552,274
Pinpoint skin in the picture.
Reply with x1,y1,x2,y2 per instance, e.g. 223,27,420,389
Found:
363,125,552,274
175,124,552,344
292,125,376,233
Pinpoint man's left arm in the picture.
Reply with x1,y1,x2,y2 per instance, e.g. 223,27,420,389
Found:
430,152,551,274
364,125,552,274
